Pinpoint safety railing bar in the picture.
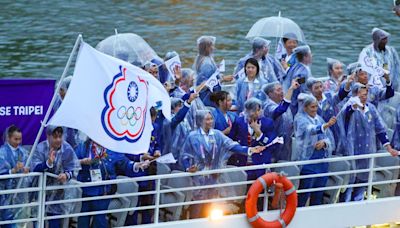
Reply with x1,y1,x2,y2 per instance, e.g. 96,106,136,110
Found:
371,178,400,186
43,153,398,191
0,172,42,180
297,182,371,194
157,195,247,209
45,190,158,205
43,205,157,220
0,218,38,225
0,202,40,210
0,187,41,195
287,168,371,180
372,165,400,172
159,180,253,194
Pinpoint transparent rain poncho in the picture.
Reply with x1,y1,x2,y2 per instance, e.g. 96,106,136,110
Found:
179,110,246,200
263,83,293,161
0,128,31,221
30,137,81,215
325,57,345,93
360,28,400,91
293,94,335,162
336,91,387,181
391,105,400,150
96,33,162,67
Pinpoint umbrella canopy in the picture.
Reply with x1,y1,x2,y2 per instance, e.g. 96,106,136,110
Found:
96,33,162,67
246,16,306,43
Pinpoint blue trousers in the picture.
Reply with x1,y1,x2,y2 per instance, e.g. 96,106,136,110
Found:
47,213,61,228
78,198,110,228
339,178,366,202
298,163,329,207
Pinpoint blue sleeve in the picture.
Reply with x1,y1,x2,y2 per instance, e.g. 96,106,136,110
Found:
385,84,395,100
33,161,50,172
344,105,354,133
230,145,249,154
182,158,191,171
181,90,195,101
377,132,390,145
272,100,290,120
338,84,350,100
171,105,189,130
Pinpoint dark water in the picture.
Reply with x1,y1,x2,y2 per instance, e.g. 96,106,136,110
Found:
0,0,399,79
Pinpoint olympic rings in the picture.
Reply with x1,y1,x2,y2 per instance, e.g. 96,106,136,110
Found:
116,105,143,127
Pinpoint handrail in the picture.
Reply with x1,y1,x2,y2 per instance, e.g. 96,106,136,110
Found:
42,152,397,191
1,151,399,227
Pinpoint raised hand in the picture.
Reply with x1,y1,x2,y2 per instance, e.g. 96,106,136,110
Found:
188,92,199,104
174,65,182,81
48,148,56,166
290,79,300,90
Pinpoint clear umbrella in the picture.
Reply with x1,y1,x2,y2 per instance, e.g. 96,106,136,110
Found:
245,13,306,43
96,32,162,67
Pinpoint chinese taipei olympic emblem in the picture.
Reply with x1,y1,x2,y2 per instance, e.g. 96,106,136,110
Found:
101,66,149,142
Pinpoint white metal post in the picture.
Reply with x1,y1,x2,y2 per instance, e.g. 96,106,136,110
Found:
39,173,47,228
367,157,375,200
154,178,161,224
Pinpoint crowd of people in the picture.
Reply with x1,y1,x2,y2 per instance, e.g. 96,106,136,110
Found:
1,27,400,227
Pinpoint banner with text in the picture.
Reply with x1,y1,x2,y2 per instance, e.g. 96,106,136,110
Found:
0,79,55,145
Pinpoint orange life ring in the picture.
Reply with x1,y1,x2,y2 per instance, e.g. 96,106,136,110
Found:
245,172,297,228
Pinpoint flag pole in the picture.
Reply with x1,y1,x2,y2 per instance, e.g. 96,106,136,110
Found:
25,34,83,169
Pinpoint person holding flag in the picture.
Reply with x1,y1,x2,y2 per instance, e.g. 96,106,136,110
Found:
75,138,149,228
180,110,267,218
193,36,233,107
338,63,394,108
359,28,400,91
336,83,398,202
230,98,279,179
262,79,300,161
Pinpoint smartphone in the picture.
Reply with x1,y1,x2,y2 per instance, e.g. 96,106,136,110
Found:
297,77,306,84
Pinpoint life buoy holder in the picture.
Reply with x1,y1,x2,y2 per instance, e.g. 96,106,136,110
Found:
245,172,297,228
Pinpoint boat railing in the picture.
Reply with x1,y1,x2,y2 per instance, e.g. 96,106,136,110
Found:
0,151,399,227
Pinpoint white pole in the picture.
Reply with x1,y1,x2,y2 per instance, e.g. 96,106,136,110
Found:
24,34,83,168
274,11,282,57
13,34,82,201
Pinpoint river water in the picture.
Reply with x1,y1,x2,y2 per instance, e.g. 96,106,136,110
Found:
0,0,399,79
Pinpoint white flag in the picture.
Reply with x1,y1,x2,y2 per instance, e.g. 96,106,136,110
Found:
155,153,177,164
218,59,226,72
48,42,171,154
205,70,220,92
164,55,181,80
266,136,284,148
358,48,386,89
274,39,286,60
235,68,246,79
